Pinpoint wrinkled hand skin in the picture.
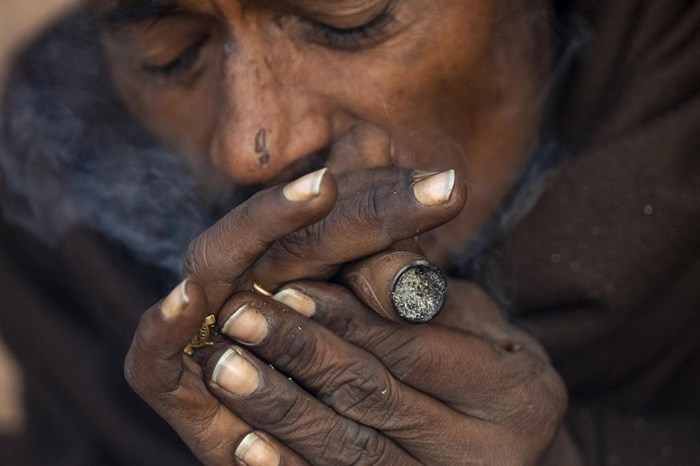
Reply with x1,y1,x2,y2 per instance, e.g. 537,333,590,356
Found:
124,169,568,465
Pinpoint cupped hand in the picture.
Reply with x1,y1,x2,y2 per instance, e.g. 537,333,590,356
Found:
124,168,468,464
251,167,467,290
199,278,566,465
125,168,339,465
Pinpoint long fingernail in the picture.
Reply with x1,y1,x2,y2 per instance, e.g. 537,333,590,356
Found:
272,288,316,317
236,432,281,466
221,305,269,345
212,348,259,396
283,167,328,202
413,169,456,206
161,279,190,320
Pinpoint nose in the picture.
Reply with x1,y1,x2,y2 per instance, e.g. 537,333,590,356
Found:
210,14,331,185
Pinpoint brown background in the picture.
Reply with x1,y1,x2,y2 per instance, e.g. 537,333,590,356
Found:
0,0,78,434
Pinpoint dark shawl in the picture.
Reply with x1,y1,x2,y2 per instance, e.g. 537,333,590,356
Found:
496,1,700,464
1,1,698,464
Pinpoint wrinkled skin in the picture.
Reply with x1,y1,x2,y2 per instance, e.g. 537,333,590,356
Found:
95,0,550,265
125,170,566,465
94,0,569,464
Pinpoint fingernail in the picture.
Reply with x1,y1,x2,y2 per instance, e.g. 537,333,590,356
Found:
161,279,190,320
212,348,259,396
272,288,316,317
283,167,328,202
221,305,269,345
236,432,281,466
413,169,455,206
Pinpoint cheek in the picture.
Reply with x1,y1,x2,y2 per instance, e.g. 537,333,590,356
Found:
331,3,499,165
336,3,544,259
109,61,220,163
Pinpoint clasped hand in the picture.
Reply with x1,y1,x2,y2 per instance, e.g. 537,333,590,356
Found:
125,168,566,465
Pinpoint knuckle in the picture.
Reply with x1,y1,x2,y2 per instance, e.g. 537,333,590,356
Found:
357,183,411,239
323,421,387,466
267,216,343,268
373,332,433,381
182,203,266,282
255,389,310,429
321,362,396,425
356,187,385,229
333,307,365,341
271,324,320,373
312,286,374,340
249,391,391,466
275,228,316,261
182,232,236,286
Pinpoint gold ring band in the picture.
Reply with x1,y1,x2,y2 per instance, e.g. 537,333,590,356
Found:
252,282,274,297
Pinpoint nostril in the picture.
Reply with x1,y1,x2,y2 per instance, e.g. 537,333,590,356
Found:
254,128,272,167
211,124,332,186
305,150,330,172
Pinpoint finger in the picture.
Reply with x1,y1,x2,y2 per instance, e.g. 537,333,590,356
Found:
273,282,567,429
204,345,420,466
125,280,307,466
333,166,406,199
183,168,337,309
341,250,447,323
253,169,466,289
125,279,209,397
213,291,482,462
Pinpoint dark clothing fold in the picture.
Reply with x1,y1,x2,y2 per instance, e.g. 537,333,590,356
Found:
496,1,700,463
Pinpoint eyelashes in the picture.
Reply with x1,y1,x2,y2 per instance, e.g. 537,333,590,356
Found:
139,4,396,79
306,8,395,51
141,34,211,77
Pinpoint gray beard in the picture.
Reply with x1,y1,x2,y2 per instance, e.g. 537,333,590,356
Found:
1,9,224,279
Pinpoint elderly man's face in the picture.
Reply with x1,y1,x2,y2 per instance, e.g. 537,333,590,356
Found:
96,0,551,263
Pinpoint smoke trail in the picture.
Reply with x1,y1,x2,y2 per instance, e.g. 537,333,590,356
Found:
0,8,223,281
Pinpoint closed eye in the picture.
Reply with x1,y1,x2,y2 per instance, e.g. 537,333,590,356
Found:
306,6,395,51
142,34,211,77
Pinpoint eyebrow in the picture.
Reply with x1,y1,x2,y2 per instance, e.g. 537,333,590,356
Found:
103,0,191,25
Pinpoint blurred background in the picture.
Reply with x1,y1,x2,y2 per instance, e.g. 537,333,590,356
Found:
0,0,78,434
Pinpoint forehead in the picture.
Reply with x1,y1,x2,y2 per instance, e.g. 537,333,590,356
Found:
94,0,211,22
97,0,382,17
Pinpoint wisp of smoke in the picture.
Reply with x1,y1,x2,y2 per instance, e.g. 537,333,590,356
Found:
0,8,220,281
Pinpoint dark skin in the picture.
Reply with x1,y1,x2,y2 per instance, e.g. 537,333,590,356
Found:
93,0,569,464
126,171,566,465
